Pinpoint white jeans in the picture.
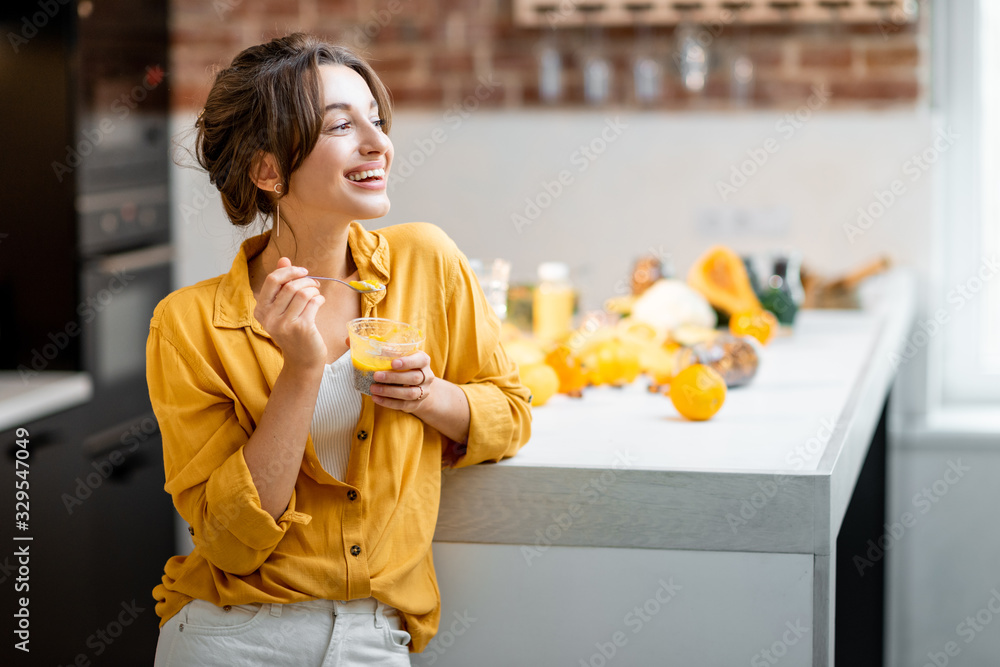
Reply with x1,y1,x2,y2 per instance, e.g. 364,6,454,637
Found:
153,597,412,666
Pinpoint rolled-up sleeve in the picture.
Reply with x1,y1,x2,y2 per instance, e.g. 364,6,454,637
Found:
444,251,532,468
147,322,310,575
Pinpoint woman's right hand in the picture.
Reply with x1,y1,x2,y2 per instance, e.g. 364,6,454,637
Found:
253,257,327,369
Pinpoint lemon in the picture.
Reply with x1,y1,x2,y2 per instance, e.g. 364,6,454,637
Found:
504,339,546,367
729,309,778,345
669,364,727,421
520,362,560,407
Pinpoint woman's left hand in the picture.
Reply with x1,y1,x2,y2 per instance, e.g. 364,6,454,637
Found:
348,336,470,444
370,351,434,414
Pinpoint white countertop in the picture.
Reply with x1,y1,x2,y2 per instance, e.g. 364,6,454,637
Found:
435,269,917,555
513,309,872,474
0,371,94,432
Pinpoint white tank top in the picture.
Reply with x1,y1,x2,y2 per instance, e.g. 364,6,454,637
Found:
309,351,363,481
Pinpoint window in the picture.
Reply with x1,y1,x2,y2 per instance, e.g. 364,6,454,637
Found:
936,0,1000,404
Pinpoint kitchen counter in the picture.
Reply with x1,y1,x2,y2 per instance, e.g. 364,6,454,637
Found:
0,371,93,432
419,268,916,667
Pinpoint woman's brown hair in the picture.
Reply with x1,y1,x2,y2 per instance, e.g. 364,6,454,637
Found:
195,33,393,228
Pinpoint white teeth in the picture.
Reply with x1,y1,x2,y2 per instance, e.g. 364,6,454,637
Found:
347,168,385,181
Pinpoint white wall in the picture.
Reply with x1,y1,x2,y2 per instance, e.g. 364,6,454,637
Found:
380,109,935,305
172,108,936,296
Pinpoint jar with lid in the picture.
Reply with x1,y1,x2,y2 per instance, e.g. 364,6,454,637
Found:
532,262,574,343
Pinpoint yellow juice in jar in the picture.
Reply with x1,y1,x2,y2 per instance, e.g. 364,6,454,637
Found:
347,317,424,395
532,267,574,343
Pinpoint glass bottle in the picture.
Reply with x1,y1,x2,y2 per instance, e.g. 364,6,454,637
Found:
536,5,563,103
725,1,754,106
579,4,611,105
627,2,662,105
674,6,708,94
533,262,575,343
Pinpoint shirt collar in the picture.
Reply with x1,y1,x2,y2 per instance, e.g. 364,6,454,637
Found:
213,221,391,332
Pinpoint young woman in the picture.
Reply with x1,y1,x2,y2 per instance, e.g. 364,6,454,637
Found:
148,33,531,666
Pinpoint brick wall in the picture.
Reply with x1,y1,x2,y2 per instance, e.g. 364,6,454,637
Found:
169,0,925,112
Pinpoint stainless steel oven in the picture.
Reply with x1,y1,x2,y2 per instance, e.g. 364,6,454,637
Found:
80,242,172,415
78,183,170,256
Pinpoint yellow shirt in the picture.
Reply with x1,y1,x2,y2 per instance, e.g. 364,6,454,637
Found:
146,221,531,652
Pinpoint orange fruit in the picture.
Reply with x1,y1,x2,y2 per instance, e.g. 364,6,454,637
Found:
669,364,727,421
580,348,602,386
595,337,641,387
729,309,777,345
640,344,679,388
520,362,560,407
545,344,587,397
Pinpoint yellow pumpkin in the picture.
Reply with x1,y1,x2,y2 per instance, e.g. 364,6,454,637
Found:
687,246,762,316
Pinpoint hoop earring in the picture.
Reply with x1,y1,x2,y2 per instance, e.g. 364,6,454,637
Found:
273,183,283,237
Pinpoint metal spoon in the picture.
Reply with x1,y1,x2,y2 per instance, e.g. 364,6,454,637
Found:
307,276,385,293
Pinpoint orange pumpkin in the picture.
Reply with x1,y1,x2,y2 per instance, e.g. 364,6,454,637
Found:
687,246,762,316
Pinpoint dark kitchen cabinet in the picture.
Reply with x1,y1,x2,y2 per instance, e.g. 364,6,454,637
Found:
2,403,175,666
1,0,173,661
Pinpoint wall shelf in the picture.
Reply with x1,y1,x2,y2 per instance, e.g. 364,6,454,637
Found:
514,0,918,28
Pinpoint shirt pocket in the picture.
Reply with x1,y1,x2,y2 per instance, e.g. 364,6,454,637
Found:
178,599,268,637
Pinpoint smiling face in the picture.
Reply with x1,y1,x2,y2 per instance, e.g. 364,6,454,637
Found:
283,64,393,226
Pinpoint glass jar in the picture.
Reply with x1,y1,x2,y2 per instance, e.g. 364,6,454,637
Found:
532,262,575,343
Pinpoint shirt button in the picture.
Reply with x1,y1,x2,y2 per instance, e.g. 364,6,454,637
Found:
356,430,368,440
347,490,358,501
187,526,194,536
223,605,232,612
350,544,361,557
